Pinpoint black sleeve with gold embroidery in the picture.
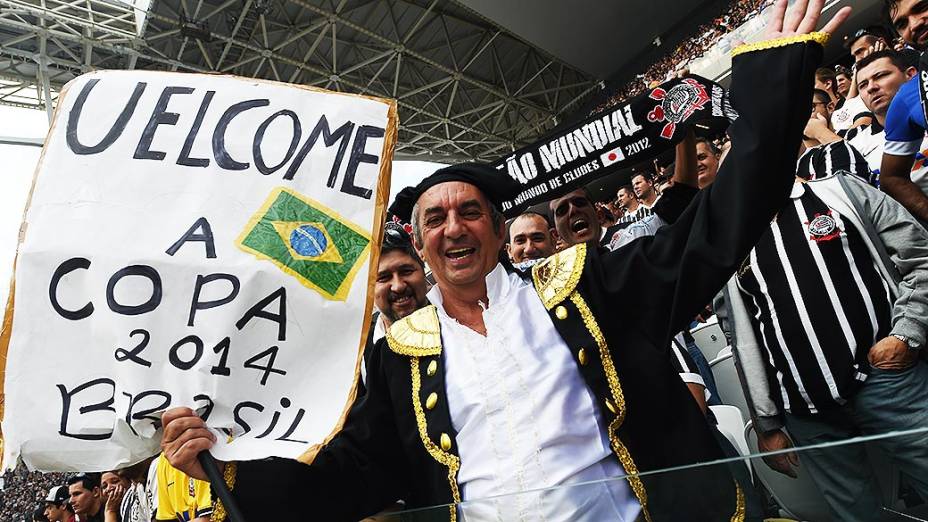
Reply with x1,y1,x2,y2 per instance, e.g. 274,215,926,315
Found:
225,339,409,521
592,35,826,348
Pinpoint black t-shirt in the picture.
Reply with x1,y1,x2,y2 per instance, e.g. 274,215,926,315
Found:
77,509,105,522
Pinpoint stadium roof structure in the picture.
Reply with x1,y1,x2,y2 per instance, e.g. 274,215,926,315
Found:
0,0,749,161
0,0,871,160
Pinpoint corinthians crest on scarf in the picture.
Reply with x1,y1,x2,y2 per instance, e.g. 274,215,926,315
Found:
648,78,711,139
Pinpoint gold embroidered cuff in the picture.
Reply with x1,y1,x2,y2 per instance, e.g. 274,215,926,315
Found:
731,31,830,57
212,462,238,522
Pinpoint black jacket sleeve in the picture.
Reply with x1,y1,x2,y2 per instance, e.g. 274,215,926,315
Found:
229,339,407,521
598,40,824,349
653,182,699,224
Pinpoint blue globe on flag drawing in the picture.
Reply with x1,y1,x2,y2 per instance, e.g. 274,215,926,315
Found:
289,224,328,257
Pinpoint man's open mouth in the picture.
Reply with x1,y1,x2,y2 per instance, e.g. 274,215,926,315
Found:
391,294,413,306
571,219,590,234
446,247,476,259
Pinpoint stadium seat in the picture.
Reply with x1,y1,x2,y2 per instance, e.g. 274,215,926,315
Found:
690,320,727,361
708,346,751,417
710,405,751,459
745,422,833,521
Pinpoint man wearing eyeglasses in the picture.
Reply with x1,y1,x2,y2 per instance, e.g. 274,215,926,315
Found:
804,89,843,149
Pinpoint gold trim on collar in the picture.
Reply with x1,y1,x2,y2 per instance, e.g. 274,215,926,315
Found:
532,244,586,309
569,291,652,522
387,305,442,356
731,31,829,57
410,357,461,521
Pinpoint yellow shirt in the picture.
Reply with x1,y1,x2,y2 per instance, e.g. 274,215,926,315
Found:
153,454,213,521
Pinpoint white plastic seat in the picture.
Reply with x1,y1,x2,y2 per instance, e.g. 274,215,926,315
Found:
709,346,751,419
690,321,727,361
745,422,833,521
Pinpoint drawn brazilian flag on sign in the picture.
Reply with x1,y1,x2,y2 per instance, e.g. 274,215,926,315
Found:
237,188,371,300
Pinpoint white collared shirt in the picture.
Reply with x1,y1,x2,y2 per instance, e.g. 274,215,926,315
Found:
428,264,640,521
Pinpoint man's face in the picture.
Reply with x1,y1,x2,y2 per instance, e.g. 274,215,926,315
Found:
813,77,834,96
695,142,720,188
374,250,427,323
891,0,928,48
507,214,554,263
414,181,504,291
858,57,913,116
68,483,98,515
44,504,65,522
811,94,833,120
835,73,851,97
616,188,635,209
850,36,885,62
631,175,654,200
550,189,599,247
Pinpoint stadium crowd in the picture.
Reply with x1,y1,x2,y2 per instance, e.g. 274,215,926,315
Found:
6,0,928,521
593,0,773,114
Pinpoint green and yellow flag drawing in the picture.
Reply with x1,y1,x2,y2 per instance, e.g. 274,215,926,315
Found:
237,188,372,300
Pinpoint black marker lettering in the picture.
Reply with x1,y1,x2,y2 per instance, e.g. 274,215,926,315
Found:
49,257,93,320
106,265,162,315
66,80,146,155
166,217,216,259
212,99,270,170
235,287,286,341
177,90,215,167
253,109,302,175
342,125,384,199
134,86,194,160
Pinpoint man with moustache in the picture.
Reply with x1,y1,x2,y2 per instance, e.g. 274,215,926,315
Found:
159,2,848,519
367,222,429,350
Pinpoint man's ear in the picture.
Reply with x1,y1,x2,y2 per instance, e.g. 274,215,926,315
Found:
550,228,560,242
906,66,918,80
411,235,427,263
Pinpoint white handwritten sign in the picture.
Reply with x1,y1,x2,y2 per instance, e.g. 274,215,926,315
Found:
0,70,396,471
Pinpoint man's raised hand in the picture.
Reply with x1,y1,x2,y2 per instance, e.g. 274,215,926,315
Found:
763,0,851,40
161,407,220,482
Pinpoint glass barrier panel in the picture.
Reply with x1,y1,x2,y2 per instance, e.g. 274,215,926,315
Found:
382,427,928,521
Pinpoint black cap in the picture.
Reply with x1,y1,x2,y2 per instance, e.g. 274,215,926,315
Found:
388,162,517,223
844,26,890,49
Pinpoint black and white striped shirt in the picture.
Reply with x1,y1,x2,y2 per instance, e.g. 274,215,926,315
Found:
617,203,655,225
670,333,703,387
796,141,872,184
736,183,893,415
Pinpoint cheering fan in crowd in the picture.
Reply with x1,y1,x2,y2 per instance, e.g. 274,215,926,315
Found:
160,2,850,520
